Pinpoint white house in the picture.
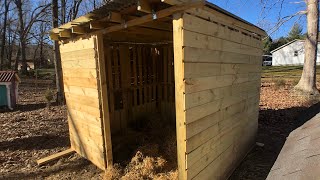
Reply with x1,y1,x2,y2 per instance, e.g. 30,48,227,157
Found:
271,39,320,66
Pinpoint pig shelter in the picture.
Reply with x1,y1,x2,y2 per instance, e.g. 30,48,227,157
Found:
49,0,266,179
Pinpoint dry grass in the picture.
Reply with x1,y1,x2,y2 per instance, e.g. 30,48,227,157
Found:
104,115,178,180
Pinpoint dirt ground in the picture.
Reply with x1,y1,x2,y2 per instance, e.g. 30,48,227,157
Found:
1,76,319,180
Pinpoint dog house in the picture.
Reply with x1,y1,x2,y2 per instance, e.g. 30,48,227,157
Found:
50,0,266,179
0,71,20,109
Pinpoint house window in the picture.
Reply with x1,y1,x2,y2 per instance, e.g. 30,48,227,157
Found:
294,51,298,56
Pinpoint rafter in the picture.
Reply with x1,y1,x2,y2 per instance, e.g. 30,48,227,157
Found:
137,0,152,13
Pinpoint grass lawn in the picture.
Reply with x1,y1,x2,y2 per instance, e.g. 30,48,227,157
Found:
262,65,320,82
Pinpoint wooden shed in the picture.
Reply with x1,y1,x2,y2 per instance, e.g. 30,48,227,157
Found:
0,71,20,110
50,0,266,179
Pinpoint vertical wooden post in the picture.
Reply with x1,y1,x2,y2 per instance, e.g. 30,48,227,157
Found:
173,13,187,180
95,33,113,167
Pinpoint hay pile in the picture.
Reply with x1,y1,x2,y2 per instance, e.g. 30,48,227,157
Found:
104,115,178,180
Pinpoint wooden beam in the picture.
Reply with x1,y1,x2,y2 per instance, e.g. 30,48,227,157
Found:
90,21,105,29
137,0,152,13
161,0,182,5
37,148,75,166
59,30,72,38
72,26,86,34
49,32,59,41
102,1,205,34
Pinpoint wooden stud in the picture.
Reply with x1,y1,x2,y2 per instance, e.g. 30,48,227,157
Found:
37,148,75,166
137,0,152,13
95,33,113,167
173,12,187,180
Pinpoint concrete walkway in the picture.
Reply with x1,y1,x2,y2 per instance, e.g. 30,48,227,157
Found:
267,113,320,180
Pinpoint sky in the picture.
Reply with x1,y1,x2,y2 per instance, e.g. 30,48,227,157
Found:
209,0,307,39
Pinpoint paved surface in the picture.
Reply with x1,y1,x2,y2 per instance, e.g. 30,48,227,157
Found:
267,113,320,180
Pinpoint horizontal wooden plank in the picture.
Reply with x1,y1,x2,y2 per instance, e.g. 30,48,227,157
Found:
186,110,221,139
186,98,222,124
185,74,242,94
60,48,96,62
65,92,100,108
62,59,97,69
187,122,242,179
183,30,263,56
68,108,101,126
186,100,249,153
183,13,262,49
184,63,261,79
183,46,261,64
63,77,98,89
185,80,260,109
70,136,105,170
67,101,101,117
187,7,266,37
62,68,97,79
64,85,99,98
59,36,96,53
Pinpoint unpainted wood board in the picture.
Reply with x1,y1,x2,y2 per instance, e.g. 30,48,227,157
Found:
183,46,260,64
186,100,248,153
183,30,263,56
186,110,221,139
60,48,96,62
68,112,103,134
64,85,99,98
184,72,258,94
59,36,96,53
65,92,100,108
173,13,187,180
62,59,97,69
37,149,74,166
185,80,260,110
63,77,98,89
67,101,101,117
183,13,262,49
70,137,105,170
187,7,266,37
62,68,97,79
68,108,101,125
187,118,245,178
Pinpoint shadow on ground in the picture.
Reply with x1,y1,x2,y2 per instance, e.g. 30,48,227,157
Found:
0,134,69,151
230,102,320,180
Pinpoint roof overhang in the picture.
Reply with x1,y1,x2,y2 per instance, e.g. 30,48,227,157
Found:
50,0,267,41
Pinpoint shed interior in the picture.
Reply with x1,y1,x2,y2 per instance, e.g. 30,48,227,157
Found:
102,19,176,162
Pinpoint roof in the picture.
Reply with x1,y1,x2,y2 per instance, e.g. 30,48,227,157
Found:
267,112,320,180
270,39,305,53
50,0,266,40
0,71,20,83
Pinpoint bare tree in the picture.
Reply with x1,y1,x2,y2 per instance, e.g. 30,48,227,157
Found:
294,0,319,95
0,0,11,70
260,0,319,95
52,0,64,104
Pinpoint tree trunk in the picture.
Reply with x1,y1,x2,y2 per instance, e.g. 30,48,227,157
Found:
15,0,28,74
0,0,9,71
52,0,65,104
295,0,319,95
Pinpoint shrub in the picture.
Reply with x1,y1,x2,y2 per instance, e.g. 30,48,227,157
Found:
274,78,286,89
44,88,54,109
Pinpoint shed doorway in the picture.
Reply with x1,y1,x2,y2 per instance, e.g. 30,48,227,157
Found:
103,41,176,165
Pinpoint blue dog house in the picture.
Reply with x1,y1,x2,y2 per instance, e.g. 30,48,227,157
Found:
0,71,20,109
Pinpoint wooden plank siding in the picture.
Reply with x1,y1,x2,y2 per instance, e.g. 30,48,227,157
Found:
60,35,106,170
177,12,262,180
